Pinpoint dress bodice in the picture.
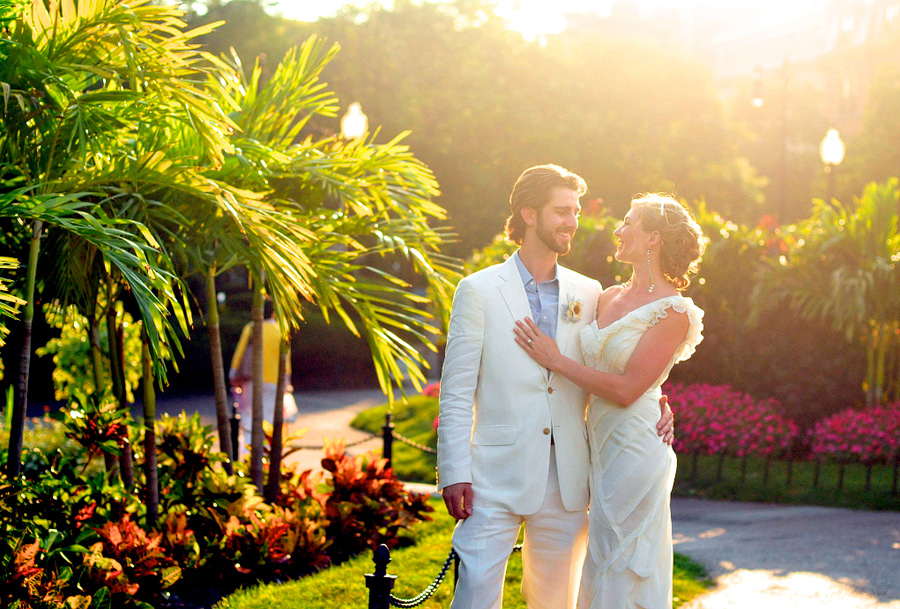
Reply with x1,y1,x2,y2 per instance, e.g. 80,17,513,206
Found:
579,295,704,393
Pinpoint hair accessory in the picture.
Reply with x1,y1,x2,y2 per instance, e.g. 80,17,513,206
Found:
647,249,655,293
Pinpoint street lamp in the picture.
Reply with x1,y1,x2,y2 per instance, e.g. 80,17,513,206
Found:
819,128,845,202
751,66,764,108
340,102,368,140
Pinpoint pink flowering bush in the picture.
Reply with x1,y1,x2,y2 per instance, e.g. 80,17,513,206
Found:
809,402,900,464
422,382,441,398
668,383,799,458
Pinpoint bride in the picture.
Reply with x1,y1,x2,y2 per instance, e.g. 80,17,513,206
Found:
514,193,705,608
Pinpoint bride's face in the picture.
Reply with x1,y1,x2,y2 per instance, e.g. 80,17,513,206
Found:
613,207,653,264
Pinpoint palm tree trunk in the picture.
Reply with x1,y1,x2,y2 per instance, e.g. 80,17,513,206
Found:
206,267,233,474
7,219,42,477
141,333,159,527
264,336,289,502
107,306,134,488
249,270,265,492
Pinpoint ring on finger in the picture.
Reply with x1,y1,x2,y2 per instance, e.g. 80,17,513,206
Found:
527,338,533,345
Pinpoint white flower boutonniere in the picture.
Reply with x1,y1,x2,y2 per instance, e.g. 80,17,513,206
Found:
562,294,583,323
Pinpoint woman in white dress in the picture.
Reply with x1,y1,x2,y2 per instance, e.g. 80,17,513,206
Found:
514,194,705,609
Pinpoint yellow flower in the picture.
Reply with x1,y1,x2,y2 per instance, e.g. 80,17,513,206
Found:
564,294,583,322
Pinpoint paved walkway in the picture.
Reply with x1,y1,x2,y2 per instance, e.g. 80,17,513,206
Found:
674,498,900,608
159,389,900,607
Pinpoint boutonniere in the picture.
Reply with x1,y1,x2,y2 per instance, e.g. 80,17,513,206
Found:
562,294,583,323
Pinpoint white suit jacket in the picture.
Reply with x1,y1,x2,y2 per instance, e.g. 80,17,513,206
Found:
437,255,602,514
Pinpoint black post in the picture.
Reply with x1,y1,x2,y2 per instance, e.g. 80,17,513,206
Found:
786,446,794,487
366,544,397,609
230,397,241,463
892,455,899,496
382,412,394,467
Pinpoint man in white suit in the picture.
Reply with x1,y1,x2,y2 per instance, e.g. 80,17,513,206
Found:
437,164,673,609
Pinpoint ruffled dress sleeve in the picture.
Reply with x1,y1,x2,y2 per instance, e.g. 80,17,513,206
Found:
640,296,704,364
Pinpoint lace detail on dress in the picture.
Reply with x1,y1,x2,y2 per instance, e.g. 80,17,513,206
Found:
579,295,704,366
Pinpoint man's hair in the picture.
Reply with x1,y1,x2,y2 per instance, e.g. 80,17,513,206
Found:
504,164,587,245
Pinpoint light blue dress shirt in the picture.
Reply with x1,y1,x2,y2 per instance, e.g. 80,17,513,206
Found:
513,251,559,340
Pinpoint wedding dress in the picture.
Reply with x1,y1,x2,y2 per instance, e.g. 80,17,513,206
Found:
577,295,704,609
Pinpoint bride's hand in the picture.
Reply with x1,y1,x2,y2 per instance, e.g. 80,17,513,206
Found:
514,318,561,369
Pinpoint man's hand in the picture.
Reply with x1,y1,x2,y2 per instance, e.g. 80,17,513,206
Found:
657,395,675,446
442,482,474,520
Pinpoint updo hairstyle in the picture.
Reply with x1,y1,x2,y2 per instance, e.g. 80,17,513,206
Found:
631,194,706,291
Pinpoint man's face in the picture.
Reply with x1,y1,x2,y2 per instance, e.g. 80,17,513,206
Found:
534,187,581,255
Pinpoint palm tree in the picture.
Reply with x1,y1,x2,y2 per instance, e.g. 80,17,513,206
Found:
179,38,460,488
2,1,460,504
751,180,900,405
0,0,235,484
233,45,460,485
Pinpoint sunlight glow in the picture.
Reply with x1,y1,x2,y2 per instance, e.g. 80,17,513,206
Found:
503,1,567,42
272,0,832,43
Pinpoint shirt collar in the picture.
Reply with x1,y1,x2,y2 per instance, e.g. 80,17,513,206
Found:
513,251,558,287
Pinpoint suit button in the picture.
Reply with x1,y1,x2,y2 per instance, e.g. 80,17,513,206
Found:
543,427,550,435
547,387,554,394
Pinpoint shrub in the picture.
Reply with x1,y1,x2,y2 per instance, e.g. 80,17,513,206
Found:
666,383,799,458
321,439,433,565
810,402,900,464
82,515,182,605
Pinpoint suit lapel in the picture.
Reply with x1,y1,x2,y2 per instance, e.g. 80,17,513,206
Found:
497,256,549,382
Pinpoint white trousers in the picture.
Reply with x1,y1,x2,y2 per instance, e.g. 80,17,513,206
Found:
450,447,589,609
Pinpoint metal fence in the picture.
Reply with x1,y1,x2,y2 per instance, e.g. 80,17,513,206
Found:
365,543,523,609
230,407,433,467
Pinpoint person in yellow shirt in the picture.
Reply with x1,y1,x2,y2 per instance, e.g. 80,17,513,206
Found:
228,300,298,452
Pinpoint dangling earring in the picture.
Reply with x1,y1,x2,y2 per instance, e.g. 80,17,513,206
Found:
647,249,654,293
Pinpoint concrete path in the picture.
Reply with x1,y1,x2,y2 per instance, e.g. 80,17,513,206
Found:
157,389,900,607
673,498,900,608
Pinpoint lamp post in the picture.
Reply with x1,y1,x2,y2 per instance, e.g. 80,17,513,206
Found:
340,102,368,139
819,128,845,203
751,66,764,109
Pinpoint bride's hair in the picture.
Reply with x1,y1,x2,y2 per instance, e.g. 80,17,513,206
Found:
631,194,706,291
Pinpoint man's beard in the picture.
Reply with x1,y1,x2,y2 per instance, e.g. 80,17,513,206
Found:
536,220,572,255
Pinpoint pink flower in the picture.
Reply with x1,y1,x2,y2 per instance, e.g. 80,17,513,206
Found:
422,382,441,398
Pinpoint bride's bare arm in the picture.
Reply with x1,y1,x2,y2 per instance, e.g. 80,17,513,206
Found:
514,312,689,406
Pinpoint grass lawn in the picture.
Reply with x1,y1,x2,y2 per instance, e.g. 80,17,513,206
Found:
351,396,900,511
217,498,711,609
351,394,439,484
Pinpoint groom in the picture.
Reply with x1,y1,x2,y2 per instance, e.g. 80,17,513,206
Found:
437,164,674,609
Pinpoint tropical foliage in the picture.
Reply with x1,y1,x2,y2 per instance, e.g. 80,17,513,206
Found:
1,0,458,511
750,180,900,406
0,411,431,608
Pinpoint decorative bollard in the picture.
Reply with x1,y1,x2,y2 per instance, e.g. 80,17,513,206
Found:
366,544,397,609
383,412,395,467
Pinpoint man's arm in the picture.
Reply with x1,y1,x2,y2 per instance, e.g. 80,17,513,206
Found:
437,279,485,519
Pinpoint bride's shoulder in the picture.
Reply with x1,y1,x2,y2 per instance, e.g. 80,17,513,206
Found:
598,284,626,308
